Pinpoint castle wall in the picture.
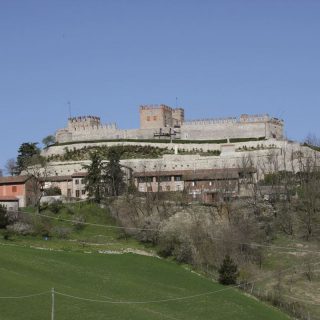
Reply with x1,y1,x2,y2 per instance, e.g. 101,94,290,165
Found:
43,143,319,179
181,116,283,140
55,109,284,144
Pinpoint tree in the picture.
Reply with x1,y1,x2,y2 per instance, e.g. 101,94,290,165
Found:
0,168,3,177
16,142,40,174
218,255,239,285
23,154,52,213
104,148,125,196
42,135,56,148
83,149,125,203
5,158,17,176
83,152,106,203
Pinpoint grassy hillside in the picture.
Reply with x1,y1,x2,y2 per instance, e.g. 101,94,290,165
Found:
0,244,288,320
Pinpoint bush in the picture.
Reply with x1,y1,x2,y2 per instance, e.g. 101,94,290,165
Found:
218,255,239,285
44,187,62,196
7,222,34,236
0,205,9,229
72,215,86,231
52,226,71,239
48,201,63,214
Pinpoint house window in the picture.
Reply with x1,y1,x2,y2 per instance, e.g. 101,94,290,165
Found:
153,116,157,121
12,186,17,192
174,176,182,181
75,179,79,185
81,190,86,195
81,179,85,184
76,190,80,198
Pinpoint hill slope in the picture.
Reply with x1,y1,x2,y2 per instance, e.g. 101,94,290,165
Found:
0,245,288,320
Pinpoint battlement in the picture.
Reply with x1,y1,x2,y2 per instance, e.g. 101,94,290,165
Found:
68,115,101,123
183,114,283,126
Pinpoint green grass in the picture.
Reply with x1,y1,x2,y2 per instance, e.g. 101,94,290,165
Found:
0,244,289,320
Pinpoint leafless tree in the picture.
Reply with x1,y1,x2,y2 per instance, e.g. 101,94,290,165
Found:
5,158,17,176
22,155,53,213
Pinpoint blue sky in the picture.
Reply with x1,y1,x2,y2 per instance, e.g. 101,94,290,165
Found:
0,0,319,170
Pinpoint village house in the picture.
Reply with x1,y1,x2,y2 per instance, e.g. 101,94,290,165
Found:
133,168,256,203
0,176,35,208
42,173,88,200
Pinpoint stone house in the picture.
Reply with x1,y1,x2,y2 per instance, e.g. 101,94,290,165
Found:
133,171,184,193
133,168,255,203
43,175,73,198
72,172,88,199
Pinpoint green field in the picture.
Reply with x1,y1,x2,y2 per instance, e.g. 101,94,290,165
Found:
0,244,288,320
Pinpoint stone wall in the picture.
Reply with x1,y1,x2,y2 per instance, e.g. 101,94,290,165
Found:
43,141,319,180
181,114,283,140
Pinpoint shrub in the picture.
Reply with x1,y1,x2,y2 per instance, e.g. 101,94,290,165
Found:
72,215,86,231
48,201,63,214
44,187,62,196
52,226,71,239
0,205,9,229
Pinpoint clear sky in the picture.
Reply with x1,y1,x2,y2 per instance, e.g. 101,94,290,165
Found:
0,0,319,171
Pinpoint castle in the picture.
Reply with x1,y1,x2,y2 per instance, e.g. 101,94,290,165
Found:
56,105,284,143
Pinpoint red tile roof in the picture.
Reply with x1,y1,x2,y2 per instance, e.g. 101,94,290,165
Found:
0,175,31,184
71,172,87,178
0,196,19,201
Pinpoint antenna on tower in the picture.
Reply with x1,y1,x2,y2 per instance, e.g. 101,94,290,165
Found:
67,101,72,118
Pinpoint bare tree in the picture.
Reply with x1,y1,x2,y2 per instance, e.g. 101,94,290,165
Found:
22,155,53,213
5,158,17,176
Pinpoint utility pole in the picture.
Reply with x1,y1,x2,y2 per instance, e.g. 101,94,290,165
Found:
51,288,55,320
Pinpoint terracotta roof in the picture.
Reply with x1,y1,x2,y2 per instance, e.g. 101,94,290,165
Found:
133,168,240,180
71,172,88,178
0,196,19,201
0,175,31,184
44,175,72,182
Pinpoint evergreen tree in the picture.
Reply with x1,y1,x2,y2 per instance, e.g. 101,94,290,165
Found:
42,135,56,148
16,142,40,174
83,152,106,203
83,149,125,203
218,255,239,285
104,148,125,196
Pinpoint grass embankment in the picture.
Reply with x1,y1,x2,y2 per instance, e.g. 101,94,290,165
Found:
0,203,288,320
